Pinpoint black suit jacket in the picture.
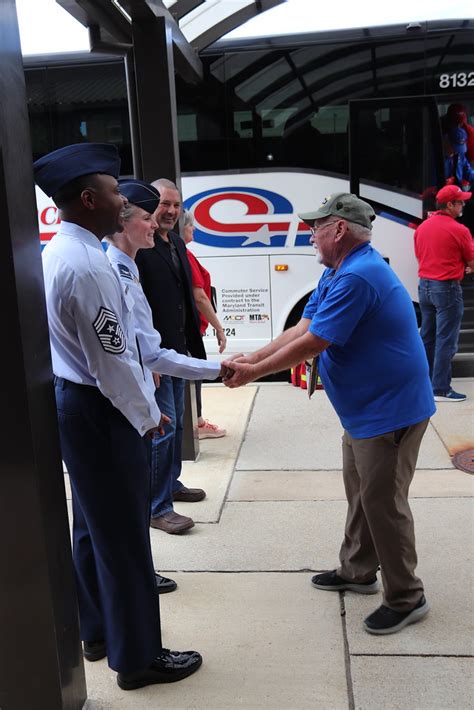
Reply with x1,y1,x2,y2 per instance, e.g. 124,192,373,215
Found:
135,230,206,359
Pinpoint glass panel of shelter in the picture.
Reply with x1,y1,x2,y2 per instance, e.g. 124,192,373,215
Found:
25,59,133,174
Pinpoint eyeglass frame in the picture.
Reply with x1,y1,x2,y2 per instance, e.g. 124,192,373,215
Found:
309,220,341,235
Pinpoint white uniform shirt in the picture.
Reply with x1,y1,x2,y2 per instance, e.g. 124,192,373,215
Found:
106,245,221,391
42,221,161,436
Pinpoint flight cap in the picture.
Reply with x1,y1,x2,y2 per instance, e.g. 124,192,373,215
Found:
33,142,120,197
118,179,160,214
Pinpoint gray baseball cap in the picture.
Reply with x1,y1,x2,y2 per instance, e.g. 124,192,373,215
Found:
299,192,376,230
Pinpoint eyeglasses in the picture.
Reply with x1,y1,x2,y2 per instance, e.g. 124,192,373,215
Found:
310,220,340,235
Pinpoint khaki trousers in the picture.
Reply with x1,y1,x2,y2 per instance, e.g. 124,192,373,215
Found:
337,418,429,611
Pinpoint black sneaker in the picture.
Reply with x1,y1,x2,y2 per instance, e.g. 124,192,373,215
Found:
117,649,202,690
155,572,177,594
83,640,106,662
363,595,430,635
311,569,379,594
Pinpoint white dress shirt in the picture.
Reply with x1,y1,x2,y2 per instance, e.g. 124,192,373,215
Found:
42,221,161,436
106,244,221,392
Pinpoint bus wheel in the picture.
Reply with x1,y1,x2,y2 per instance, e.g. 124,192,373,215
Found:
413,302,422,328
285,293,313,331
278,293,313,383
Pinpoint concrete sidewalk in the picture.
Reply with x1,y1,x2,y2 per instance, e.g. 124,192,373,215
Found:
82,380,474,709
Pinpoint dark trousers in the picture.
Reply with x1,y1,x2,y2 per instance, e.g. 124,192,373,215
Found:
55,379,162,674
337,419,429,611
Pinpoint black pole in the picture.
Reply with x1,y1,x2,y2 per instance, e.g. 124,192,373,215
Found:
131,14,199,460
349,101,360,196
124,48,143,180
131,15,181,186
0,2,86,707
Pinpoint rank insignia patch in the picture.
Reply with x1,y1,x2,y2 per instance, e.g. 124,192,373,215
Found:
118,263,135,282
93,307,126,354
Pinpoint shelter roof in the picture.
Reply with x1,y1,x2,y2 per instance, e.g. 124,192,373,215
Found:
58,0,285,54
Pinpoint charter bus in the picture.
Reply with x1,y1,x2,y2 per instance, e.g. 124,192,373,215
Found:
24,18,474,357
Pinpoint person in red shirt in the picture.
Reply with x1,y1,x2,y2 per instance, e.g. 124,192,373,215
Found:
441,103,474,164
183,209,227,438
414,185,474,401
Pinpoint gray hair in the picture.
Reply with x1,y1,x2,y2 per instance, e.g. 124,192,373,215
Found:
183,209,194,227
347,221,372,242
151,178,182,198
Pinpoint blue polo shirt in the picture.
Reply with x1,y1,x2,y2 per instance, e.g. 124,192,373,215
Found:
303,242,435,438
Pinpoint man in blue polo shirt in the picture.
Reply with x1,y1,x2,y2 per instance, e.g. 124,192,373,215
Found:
222,192,435,636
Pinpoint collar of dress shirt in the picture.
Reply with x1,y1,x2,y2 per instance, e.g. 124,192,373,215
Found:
58,220,105,251
106,243,139,279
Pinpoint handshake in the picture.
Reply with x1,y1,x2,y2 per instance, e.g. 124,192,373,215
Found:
218,353,256,388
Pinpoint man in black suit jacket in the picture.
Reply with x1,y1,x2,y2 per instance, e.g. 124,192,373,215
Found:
135,179,207,534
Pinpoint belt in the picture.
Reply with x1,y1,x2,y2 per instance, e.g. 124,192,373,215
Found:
53,376,97,392
419,278,461,284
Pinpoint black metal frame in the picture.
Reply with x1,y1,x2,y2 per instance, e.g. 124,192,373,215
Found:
0,1,86,707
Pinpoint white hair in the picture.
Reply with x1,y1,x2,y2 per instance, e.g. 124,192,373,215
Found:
183,209,194,227
347,221,372,241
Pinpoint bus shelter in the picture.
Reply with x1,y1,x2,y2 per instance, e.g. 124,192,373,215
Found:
58,0,284,461
58,0,284,182
0,1,283,708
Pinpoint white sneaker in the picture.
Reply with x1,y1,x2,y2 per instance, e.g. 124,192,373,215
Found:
198,420,226,439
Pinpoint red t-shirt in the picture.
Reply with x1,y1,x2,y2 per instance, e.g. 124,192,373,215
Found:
414,211,474,281
187,248,211,334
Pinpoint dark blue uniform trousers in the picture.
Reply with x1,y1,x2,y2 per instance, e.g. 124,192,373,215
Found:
55,379,162,674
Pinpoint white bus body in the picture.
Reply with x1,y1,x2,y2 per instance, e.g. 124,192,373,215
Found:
35,171,420,356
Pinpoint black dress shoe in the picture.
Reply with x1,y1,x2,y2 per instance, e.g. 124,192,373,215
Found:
117,648,202,690
83,640,106,662
155,572,177,594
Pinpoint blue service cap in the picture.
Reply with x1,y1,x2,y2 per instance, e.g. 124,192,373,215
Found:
33,142,120,197
118,178,160,214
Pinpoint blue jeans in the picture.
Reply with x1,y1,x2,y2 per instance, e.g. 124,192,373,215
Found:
150,375,185,518
418,279,463,395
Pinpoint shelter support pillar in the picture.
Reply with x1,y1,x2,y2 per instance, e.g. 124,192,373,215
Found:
0,1,86,707
130,15,181,185
129,14,199,460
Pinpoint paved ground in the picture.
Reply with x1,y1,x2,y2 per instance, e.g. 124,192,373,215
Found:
79,379,474,709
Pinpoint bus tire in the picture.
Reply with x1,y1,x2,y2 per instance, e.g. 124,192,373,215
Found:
284,293,313,331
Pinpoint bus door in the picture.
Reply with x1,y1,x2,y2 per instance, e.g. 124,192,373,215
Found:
348,97,444,301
